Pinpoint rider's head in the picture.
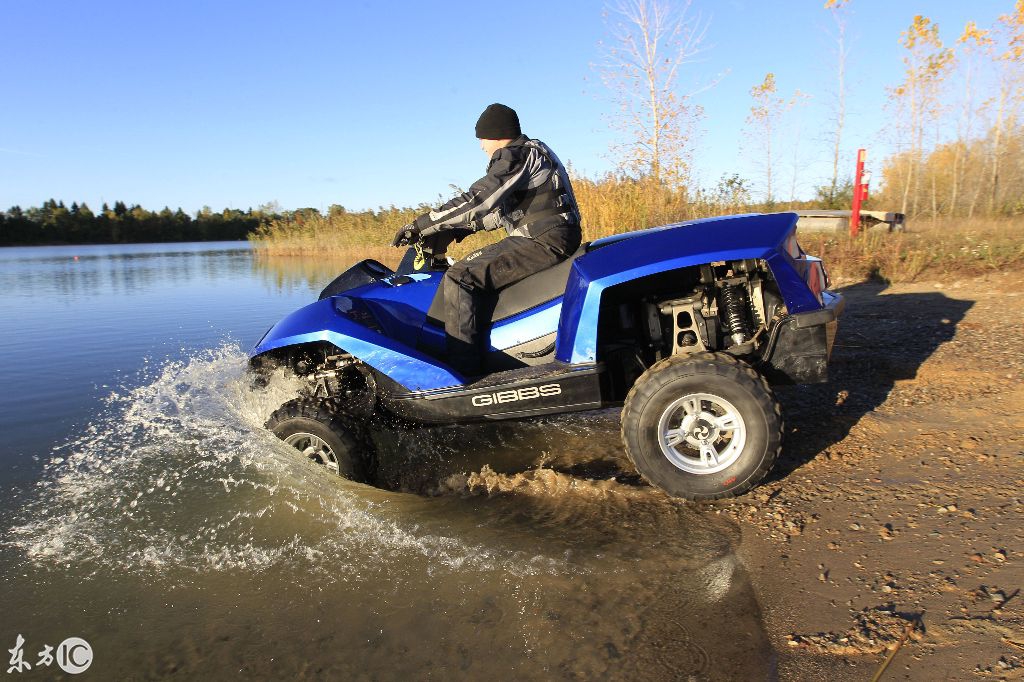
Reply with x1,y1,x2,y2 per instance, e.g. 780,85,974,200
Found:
475,103,520,156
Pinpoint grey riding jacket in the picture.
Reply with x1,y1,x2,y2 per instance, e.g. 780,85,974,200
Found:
412,135,582,241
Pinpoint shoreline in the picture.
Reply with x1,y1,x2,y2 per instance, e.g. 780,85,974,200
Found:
0,238,251,249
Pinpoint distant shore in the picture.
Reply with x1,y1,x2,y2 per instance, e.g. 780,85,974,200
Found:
1,200,265,247
0,238,253,248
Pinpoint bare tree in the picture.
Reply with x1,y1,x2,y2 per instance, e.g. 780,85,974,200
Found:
788,90,813,204
745,73,792,204
823,0,850,207
952,22,991,217
597,0,714,186
890,15,953,217
987,3,1024,214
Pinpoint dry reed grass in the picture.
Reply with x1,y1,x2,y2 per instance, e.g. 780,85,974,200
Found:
248,182,1023,284
803,217,1024,283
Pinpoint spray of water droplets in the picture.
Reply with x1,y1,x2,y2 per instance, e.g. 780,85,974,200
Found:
6,345,568,582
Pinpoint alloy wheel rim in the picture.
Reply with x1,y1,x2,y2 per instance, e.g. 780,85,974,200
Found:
284,432,341,474
656,392,746,475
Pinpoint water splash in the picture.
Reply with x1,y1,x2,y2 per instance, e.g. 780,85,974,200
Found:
6,345,568,581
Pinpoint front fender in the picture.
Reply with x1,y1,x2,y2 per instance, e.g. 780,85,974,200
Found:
251,298,461,391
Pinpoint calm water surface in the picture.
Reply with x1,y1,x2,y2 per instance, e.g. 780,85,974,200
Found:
0,242,774,679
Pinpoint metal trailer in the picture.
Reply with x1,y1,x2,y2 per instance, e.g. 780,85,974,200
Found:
794,209,905,233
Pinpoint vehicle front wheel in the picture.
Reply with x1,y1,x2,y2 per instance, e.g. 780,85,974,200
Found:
265,398,376,482
621,353,782,500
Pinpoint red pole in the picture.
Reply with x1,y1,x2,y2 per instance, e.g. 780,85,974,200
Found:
850,148,866,237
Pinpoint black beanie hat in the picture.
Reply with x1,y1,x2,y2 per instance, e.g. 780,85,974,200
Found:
475,103,521,139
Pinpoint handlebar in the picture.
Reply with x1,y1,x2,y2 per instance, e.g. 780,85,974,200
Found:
394,230,459,275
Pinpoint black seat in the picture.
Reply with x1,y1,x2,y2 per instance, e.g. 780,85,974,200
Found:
425,244,587,326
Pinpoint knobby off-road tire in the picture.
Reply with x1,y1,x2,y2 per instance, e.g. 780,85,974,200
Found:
621,352,783,500
265,398,377,483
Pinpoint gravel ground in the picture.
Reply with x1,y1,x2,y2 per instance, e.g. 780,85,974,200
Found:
714,270,1024,680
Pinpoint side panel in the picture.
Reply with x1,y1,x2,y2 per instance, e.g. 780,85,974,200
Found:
356,273,441,348
252,298,462,391
488,300,562,350
555,213,823,364
413,297,563,359
380,366,603,424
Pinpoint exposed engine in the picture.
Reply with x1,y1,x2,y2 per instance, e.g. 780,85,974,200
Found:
647,259,783,359
598,258,790,400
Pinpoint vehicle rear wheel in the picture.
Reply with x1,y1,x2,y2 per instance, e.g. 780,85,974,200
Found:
621,353,782,500
266,398,376,482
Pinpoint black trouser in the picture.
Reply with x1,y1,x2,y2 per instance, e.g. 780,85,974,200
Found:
443,227,579,376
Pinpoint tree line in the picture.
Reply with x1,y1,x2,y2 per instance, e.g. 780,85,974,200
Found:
874,10,1024,218
601,0,1024,218
0,200,275,246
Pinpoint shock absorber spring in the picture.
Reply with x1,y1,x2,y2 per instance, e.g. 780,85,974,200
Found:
720,283,751,345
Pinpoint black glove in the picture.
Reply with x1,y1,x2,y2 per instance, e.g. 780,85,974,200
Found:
390,223,420,247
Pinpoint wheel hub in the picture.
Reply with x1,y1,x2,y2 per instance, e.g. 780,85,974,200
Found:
682,413,719,444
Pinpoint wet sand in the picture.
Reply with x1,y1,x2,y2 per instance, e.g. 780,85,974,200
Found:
721,271,1024,680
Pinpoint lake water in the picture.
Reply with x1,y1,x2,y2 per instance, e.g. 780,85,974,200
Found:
0,242,774,679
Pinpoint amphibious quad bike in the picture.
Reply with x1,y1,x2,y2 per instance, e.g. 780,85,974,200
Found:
250,212,844,500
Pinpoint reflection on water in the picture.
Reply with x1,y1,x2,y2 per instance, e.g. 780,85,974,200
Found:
0,241,254,299
252,248,403,295
0,241,398,300
1,243,774,679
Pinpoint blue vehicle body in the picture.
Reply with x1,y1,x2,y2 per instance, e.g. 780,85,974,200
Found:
251,212,843,422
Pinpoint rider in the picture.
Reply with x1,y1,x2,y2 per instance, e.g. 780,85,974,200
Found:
391,103,582,378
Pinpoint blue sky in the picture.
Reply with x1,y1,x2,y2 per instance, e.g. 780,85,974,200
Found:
0,0,1012,214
